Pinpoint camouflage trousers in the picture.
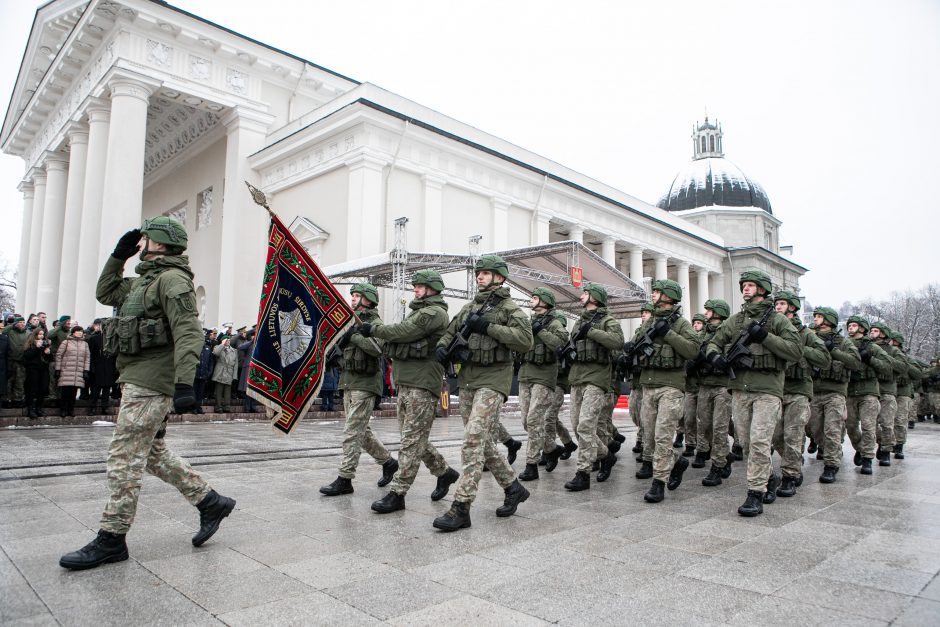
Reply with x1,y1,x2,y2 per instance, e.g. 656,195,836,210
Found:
545,386,572,446
774,394,811,479
492,417,511,444
877,394,897,449
7,361,25,402
696,385,731,468
389,386,448,496
895,395,911,445
683,391,698,450
807,392,846,469
595,391,618,447
846,394,879,460
100,384,210,534
454,387,515,504
338,390,391,480
630,386,644,445
732,390,783,492
640,385,657,463
569,383,610,473
640,386,684,482
519,382,554,464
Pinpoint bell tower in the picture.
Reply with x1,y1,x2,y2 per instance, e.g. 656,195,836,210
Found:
691,115,723,160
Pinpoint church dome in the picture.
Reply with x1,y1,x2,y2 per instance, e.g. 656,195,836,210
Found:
656,118,773,215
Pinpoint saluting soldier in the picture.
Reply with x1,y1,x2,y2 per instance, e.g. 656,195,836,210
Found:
432,255,533,531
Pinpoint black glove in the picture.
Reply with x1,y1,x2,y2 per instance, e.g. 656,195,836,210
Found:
650,319,670,338
747,322,768,343
824,334,837,351
112,229,142,261
575,323,592,341
859,344,872,363
435,346,450,365
173,383,197,413
531,318,546,335
707,352,729,373
358,323,372,338
623,341,636,355
466,314,490,335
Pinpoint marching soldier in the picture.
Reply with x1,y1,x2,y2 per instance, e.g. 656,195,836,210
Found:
889,331,917,459
631,303,654,463
543,310,578,464
685,313,706,466
845,316,891,475
60,218,235,570
432,255,533,530
596,362,620,482
563,283,624,491
870,322,906,466
807,307,860,486
631,279,699,503
518,288,568,481
705,270,802,516
695,299,733,486
361,270,460,513
320,283,398,497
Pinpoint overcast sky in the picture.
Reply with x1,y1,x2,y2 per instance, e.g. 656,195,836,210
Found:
1,0,938,308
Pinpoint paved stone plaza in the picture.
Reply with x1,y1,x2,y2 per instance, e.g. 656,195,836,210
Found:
2,411,940,626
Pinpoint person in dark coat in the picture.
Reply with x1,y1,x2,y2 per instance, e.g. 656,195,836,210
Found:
320,366,340,412
237,331,257,412
86,320,117,415
22,328,52,418
0,331,10,408
194,330,216,415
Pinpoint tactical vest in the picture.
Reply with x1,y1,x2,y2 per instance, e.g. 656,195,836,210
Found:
523,317,557,365
343,312,381,374
385,306,446,361
874,341,895,382
103,270,173,356
850,339,879,381
466,301,513,366
638,341,681,370
785,329,811,380
573,317,612,364
815,359,851,383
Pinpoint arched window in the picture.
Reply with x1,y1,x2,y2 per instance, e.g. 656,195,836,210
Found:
709,136,715,152
701,137,707,153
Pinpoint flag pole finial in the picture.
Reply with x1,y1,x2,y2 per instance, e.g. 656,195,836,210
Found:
245,181,275,217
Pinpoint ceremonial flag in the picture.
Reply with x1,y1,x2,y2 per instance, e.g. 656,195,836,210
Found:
246,209,355,434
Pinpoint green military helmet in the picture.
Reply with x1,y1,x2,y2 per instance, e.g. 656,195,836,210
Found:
141,216,187,250
412,269,445,292
814,306,839,327
350,282,379,306
703,298,730,319
890,330,904,346
773,290,801,311
846,315,871,332
553,310,568,328
641,302,655,313
692,313,707,323
583,282,608,306
652,279,682,302
738,269,773,295
474,254,509,278
531,287,556,308
871,320,892,336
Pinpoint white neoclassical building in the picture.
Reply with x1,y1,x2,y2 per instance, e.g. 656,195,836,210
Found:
3,0,803,330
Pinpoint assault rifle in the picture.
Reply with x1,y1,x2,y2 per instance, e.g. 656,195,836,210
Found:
623,306,683,363
721,304,775,380
557,311,604,372
438,293,498,377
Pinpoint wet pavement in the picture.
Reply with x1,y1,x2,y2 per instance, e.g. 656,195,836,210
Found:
2,409,940,625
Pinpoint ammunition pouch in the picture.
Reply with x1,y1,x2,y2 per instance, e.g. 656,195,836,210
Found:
816,360,851,383
466,303,512,366
386,338,431,361
523,342,556,366
746,343,785,372
638,342,681,369
103,316,171,356
343,345,379,375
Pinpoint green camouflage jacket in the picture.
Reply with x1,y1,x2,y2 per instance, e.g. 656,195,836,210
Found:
847,337,891,397
518,311,567,389
636,306,700,391
339,308,384,397
784,318,831,399
371,294,448,396
568,306,624,390
812,331,861,396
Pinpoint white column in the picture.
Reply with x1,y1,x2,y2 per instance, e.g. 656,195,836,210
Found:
628,245,645,333
36,155,70,315
491,197,510,250
532,211,551,245
346,154,385,259
15,182,34,312
76,102,111,322
25,172,46,313
569,225,583,243
677,261,691,320
57,125,89,319
654,253,668,281
601,236,616,265
709,272,725,303
421,174,443,250
217,109,272,328
98,77,155,276
695,267,709,315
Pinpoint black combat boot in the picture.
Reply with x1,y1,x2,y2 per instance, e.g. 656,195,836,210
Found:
631,439,643,454
673,432,684,449
560,440,578,460
635,460,653,480
192,490,236,547
544,445,564,472
503,438,522,465
564,471,590,491
377,458,398,487
538,453,547,466
371,491,405,513
702,464,723,487
730,444,744,461
667,456,689,491
683,444,695,458
433,500,471,531
644,479,665,503
776,476,797,497
496,480,529,517
59,530,128,570
518,464,539,481
720,462,733,479
692,450,709,469
894,444,905,460
430,467,460,501
738,490,764,517
608,439,622,454
597,454,617,482
860,458,873,475
319,476,354,496
853,450,861,466
816,446,824,460
807,438,817,454
763,473,781,504
613,432,626,444
879,450,892,467
795,472,804,486
27,404,38,419
819,466,838,483
908,420,915,429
